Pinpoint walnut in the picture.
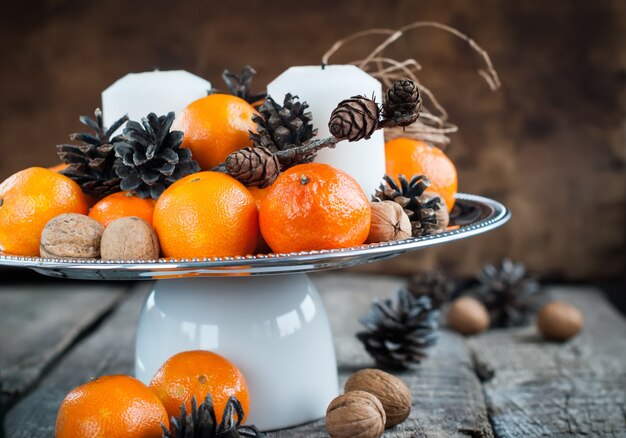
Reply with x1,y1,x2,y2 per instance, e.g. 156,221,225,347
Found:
537,301,583,341
447,297,490,335
366,201,411,243
326,390,385,438
100,217,160,260
344,368,411,428
40,214,104,259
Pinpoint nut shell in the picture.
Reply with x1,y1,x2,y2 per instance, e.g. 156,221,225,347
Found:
447,297,490,335
366,201,411,243
100,217,160,260
344,368,411,428
537,301,583,341
326,390,385,438
40,213,104,259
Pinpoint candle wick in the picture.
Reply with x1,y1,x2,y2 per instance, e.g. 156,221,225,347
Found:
320,62,326,70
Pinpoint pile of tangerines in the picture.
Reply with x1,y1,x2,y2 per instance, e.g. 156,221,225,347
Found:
0,93,457,260
55,350,249,437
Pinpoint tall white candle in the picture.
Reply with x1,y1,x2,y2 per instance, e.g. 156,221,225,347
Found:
267,65,385,197
102,70,211,133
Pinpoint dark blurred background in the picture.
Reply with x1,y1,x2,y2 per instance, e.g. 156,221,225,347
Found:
0,1,624,301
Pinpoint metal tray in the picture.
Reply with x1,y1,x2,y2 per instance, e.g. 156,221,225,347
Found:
0,194,509,280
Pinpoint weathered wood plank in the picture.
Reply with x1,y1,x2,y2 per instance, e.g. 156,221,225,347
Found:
467,287,626,438
4,283,150,437
0,283,128,405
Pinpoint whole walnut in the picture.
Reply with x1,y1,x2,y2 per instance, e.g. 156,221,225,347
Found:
537,301,583,341
40,213,104,259
366,201,411,243
344,368,411,428
326,390,385,438
447,297,490,335
100,217,160,260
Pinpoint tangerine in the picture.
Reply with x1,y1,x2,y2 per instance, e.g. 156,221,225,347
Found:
89,192,156,228
174,94,258,170
49,163,69,173
385,138,458,211
260,163,371,253
247,186,271,253
0,167,88,256
153,172,258,258
55,375,168,438
150,350,250,424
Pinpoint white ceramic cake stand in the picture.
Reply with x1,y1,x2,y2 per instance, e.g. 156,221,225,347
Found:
0,194,509,431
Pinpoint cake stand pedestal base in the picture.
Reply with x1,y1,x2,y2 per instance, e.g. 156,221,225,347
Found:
135,274,338,431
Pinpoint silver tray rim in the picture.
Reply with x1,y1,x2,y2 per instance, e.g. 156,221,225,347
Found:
0,193,510,279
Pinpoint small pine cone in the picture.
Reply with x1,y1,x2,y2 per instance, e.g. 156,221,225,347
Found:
329,96,380,141
225,146,280,188
383,79,421,127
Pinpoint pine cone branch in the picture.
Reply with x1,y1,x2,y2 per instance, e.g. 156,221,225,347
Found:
329,95,380,141
224,146,280,188
382,79,421,127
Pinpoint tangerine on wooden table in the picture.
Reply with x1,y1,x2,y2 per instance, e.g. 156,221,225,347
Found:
88,191,156,227
0,167,88,256
153,171,258,259
174,94,258,170
55,375,168,438
385,138,458,211
259,163,371,254
150,350,250,424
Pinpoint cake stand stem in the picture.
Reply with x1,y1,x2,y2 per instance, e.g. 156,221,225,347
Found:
135,274,338,431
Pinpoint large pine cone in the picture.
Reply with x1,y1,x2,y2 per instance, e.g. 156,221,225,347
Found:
383,79,421,126
57,109,128,199
249,94,316,167
114,112,200,199
224,146,280,188
357,288,439,370
329,96,380,141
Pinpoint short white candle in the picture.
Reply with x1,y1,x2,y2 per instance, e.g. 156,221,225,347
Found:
267,65,385,197
102,70,211,133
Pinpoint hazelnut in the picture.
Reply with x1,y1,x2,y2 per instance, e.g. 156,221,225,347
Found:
537,301,583,341
326,390,385,438
100,217,160,260
447,297,490,335
344,368,411,428
366,201,411,243
40,213,104,259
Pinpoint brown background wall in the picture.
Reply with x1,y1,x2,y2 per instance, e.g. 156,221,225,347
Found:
0,0,624,281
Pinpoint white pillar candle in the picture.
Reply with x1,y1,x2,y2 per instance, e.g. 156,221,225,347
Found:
102,70,211,133
267,65,385,197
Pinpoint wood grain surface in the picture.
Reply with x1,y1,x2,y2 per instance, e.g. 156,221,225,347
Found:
0,0,624,281
2,274,625,437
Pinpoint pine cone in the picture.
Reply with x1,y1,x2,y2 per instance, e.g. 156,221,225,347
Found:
374,175,449,237
329,96,380,141
210,65,266,106
357,288,439,370
408,270,454,309
57,109,128,199
114,112,200,199
468,259,545,328
250,94,316,167
383,79,421,127
224,146,280,188
162,394,264,438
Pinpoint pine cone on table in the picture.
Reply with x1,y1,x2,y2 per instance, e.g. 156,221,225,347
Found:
383,79,421,127
329,95,380,141
374,175,449,237
468,259,545,328
408,270,454,309
249,94,316,167
57,108,128,199
114,112,200,199
224,146,280,188
357,288,439,370
162,394,264,438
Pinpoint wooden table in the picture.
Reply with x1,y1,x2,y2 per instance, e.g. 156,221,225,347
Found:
1,274,625,437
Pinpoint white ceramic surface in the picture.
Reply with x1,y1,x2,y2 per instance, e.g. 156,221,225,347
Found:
267,65,386,197
135,274,339,431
